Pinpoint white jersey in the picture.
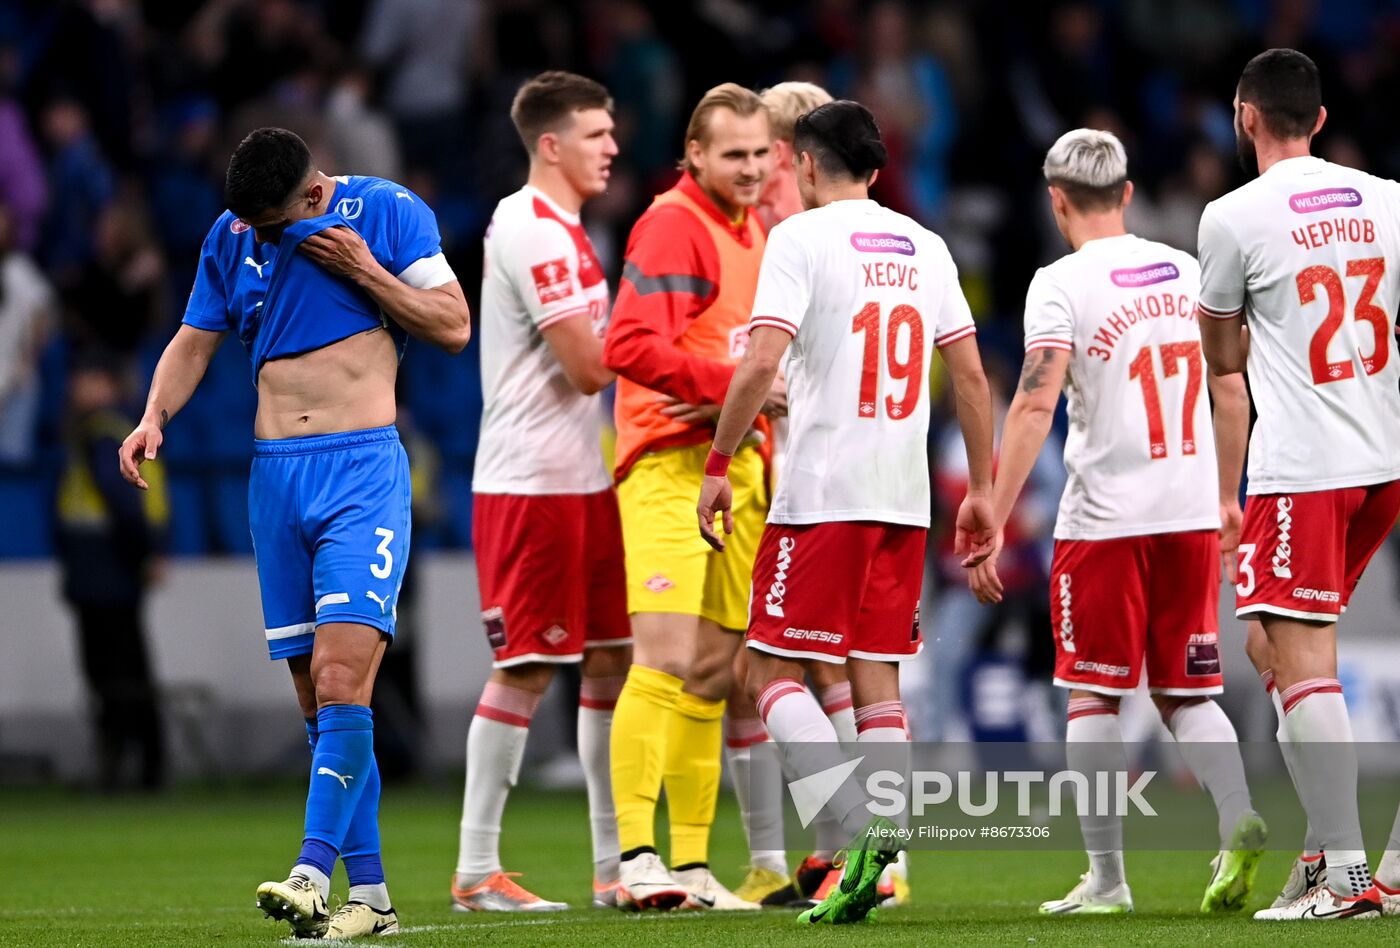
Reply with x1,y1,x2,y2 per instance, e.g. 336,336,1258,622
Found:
750,199,976,526
1198,156,1400,494
1024,234,1218,540
474,186,612,494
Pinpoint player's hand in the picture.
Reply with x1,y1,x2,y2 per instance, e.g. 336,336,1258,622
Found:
697,474,734,552
1219,498,1243,583
955,492,999,567
298,225,379,283
119,420,162,490
761,374,787,418
968,551,1004,604
657,395,721,425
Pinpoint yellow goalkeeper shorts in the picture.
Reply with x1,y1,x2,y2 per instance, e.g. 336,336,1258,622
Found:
616,442,768,631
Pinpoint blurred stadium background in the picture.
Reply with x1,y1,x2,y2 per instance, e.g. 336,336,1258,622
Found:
2,0,1400,790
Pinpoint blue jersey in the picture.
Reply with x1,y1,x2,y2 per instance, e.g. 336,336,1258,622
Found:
182,175,446,381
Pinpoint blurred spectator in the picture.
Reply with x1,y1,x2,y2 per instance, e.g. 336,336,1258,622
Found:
148,96,226,274
39,97,115,284
0,44,48,253
189,0,331,112
1149,139,1230,252
55,351,169,790
63,189,167,358
830,0,958,223
595,0,682,185
325,68,403,180
0,203,56,468
358,0,482,183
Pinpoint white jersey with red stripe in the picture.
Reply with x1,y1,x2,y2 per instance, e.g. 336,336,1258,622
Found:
748,198,976,527
1023,233,1218,540
474,186,612,494
1197,156,1400,494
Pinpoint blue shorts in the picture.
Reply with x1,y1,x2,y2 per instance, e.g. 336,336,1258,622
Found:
249,425,411,660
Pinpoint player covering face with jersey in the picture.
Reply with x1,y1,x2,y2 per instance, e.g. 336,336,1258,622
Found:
698,100,997,924
119,127,470,939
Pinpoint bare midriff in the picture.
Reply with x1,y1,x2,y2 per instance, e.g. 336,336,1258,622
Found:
254,328,398,440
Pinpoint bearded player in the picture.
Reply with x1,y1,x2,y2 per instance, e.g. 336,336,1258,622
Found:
1199,48,1400,921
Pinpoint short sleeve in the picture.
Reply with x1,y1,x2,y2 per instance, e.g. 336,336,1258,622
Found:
1022,267,1074,352
504,218,591,330
1196,202,1246,319
388,188,454,287
932,244,976,348
749,222,810,337
181,221,231,331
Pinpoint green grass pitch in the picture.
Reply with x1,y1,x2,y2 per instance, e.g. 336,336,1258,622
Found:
2,783,1396,946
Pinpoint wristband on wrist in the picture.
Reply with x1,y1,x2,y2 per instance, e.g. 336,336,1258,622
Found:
704,448,733,477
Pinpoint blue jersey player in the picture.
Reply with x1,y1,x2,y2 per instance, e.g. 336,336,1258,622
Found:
118,128,470,938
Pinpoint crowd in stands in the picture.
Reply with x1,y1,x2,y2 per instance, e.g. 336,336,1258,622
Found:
2,0,1398,557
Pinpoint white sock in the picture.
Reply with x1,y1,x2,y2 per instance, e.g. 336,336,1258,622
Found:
853,699,907,744
455,683,538,881
348,883,391,911
856,702,911,833
1268,680,1321,855
1163,699,1253,847
1281,681,1369,895
725,717,787,874
292,864,331,901
1088,851,1125,891
579,674,624,885
813,813,845,861
758,678,869,837
1066,697,1126,893
820,681,858,743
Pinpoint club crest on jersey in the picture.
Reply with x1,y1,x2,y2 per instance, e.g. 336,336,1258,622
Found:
335,197,364,220
850,232,915,255
230,218,250,234
1110,263,1179,288
1289,188,1362,213
531,258,572,304
543,625,569,646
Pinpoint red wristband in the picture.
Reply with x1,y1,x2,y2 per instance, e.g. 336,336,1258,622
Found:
705,448,733,477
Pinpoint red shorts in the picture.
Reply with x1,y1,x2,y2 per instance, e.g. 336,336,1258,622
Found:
1050,530,1222,696
473,491,631,668
1235,480,1400,622
745,521,925,664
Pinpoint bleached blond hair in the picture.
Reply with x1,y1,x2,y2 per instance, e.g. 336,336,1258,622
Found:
1043,128,1128,210
761,81,833,144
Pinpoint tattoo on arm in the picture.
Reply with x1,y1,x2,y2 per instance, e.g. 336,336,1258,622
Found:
159,409,169,429
1019,349,1057,394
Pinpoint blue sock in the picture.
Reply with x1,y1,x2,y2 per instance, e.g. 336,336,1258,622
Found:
306,711,385,887
341,752,385,886
296,704,373,873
